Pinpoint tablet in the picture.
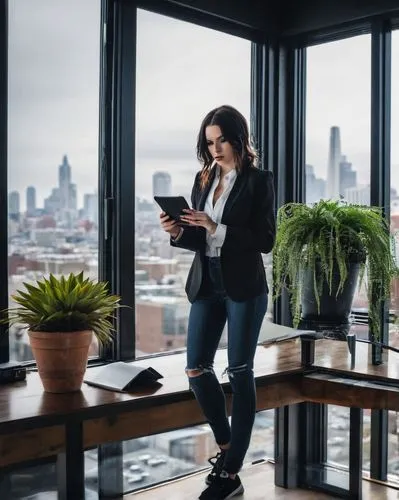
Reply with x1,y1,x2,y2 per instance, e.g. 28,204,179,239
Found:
154,196,190,223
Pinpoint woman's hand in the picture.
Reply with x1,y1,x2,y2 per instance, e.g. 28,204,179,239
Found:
180,209,217,234
159,212,181,239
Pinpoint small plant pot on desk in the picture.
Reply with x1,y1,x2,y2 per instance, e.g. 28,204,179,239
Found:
28,330,93,393
1,272,121,394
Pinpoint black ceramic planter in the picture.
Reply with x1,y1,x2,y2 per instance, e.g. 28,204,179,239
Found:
300,260,361,340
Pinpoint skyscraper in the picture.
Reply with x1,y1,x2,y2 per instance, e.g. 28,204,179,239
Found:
305,164,326,204
8,191,20,217
59,154,71,189
59,154,72,210
339,156,356,198
70,183,77,211
326,126,342,199
26,186,36,216
83,192,98,224
153,172,172,198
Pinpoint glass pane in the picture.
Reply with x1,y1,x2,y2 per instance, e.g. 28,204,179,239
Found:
130,10,273,494
306,35,371,329
326,406,350,468
387,411,399,482
84,410,274,497
391,32,399,339
135,9,251,357
387,30,399,484
7,0,101,361
306,35,371,472
0,462,59,500
326,406,371,475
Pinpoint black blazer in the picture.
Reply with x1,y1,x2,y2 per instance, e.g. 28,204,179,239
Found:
171,165,276,303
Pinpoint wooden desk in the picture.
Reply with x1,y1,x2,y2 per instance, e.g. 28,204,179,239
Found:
0,341,304,499
0,339,398,499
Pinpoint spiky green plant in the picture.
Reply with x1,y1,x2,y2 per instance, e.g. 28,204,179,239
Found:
273,199,399,340
1,272,121,345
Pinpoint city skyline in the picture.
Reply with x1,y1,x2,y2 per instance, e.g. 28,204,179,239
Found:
8,122,391,210
7,3,399,207
8,154,97,213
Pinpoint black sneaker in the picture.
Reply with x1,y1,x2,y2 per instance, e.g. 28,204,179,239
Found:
199,470,244,499
205,450,226,485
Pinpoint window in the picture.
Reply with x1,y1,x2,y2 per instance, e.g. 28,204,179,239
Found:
83,410,275,497
7,0,101,361
120,10,276,494
135,9,251,357
306,36,371,208
387,29,399,481
306,35,371,333
306,35,371,472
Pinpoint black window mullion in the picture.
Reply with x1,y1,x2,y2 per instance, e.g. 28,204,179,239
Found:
250,43,264,161
369,18,391,481
0,0,9,363
284,45,306,207
369,19,391,358
292,47,306,203
251,41,277,174
273,43,306,327
113,0,136,361
102,0,136,361
98,0,114,360
370,408,388,481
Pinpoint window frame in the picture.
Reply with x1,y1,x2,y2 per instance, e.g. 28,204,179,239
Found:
2,0,399,493
285,16,394,488
104,0,270,362
2,0,105,366
0,0,8,363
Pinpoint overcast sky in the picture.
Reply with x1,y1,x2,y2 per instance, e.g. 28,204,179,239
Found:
7,1,399,209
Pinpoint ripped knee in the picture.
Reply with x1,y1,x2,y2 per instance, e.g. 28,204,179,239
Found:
186,366,214,378
225,363,252,379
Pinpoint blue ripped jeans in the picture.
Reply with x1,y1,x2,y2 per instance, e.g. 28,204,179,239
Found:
186,257,267,474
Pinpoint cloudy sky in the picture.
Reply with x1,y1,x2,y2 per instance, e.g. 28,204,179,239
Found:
7,1,399,209
307,33,399,191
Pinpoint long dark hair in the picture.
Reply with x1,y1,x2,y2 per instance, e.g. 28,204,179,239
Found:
196,105,258,189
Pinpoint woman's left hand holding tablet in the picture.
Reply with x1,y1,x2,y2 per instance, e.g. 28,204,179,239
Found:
160,211,181,239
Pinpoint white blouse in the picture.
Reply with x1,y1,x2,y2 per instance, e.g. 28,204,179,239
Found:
173,166,237,257
204,166,237,257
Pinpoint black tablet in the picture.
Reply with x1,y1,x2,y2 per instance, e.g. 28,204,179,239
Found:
154,196,190,223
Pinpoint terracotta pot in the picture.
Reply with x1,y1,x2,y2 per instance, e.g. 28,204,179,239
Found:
28,330,93,393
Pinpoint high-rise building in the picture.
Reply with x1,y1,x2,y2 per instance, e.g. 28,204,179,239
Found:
70,183,77,211
44,187,61,215
305,164,326,204
153,171,172,198
8,191,20,218
344,185,370,205
83,192,98,224
326,126,342,199
339,156,357,199
59,154,71,190
26,186,36,216
59,154,72,211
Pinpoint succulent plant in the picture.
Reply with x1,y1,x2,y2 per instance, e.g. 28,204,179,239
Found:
2,272,121,345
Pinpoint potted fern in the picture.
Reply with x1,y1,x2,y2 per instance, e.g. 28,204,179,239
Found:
273,199,398,341
2,272,121,393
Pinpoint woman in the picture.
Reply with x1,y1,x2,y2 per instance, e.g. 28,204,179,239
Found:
160,105,275,500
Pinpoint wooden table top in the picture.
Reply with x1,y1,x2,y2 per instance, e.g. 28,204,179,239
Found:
0,340,304,431
0,337,398,432
313,338,399,382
